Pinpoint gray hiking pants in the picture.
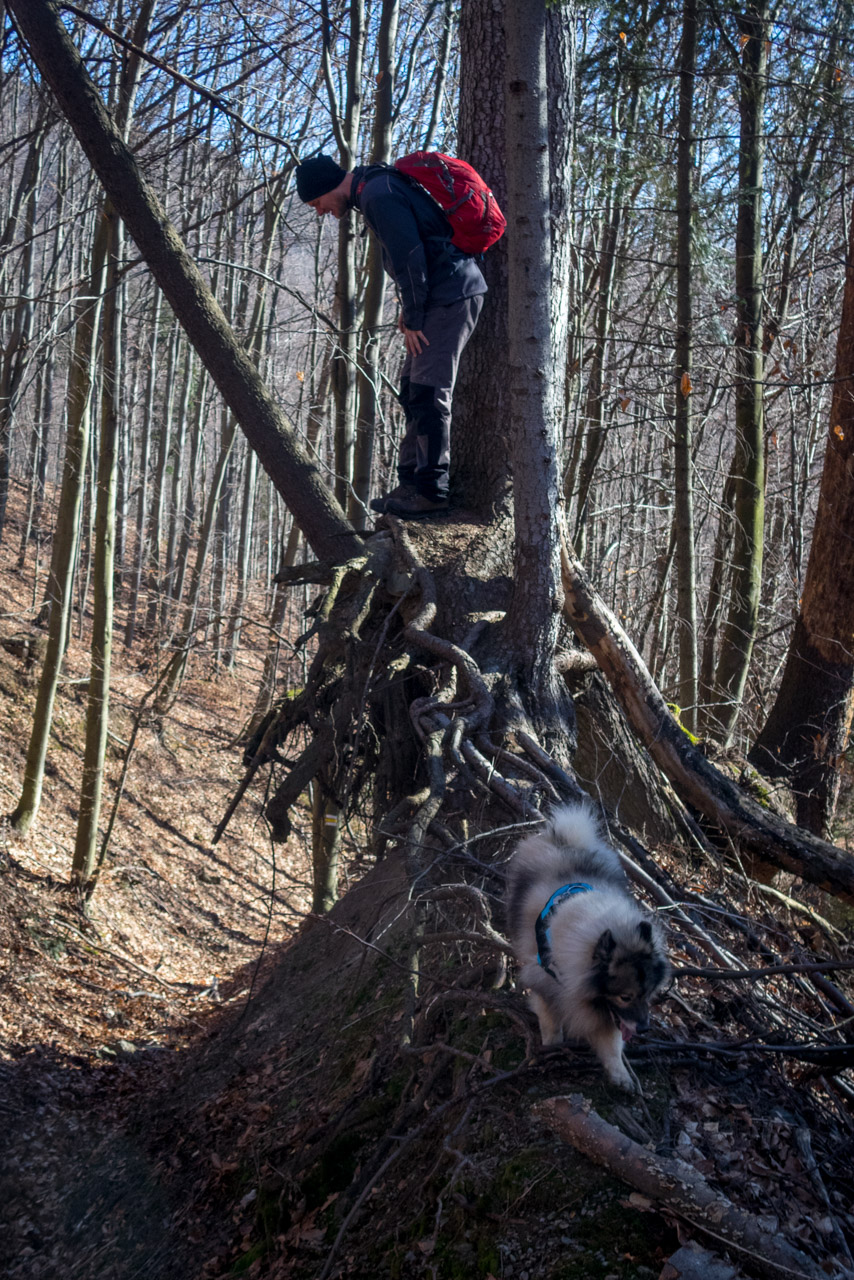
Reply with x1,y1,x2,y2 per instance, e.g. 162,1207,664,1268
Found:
398,294,484,500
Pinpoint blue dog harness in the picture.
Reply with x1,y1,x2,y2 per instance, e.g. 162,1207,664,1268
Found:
535,882,593,980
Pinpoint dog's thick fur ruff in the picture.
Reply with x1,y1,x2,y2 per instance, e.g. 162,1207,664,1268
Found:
506,804,669,1091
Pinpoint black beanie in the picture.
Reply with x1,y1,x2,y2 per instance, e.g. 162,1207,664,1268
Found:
296,155,347,202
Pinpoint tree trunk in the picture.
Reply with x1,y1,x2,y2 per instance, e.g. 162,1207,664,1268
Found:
709,2,769,743
10,0,363,565
17,356,51,571
351,0,398,526
143,327,179,637
0,125,42,541
546,2,576,446
71,208,121,885
9,214,107,835
500,0,573,754
153,418,239,714
124,288,161,649
242,519,302,743
672,0,699,733
561,544,854,900
322,0,365,514
749,192,854,836
452,0,511,516
570,56,642,555
312,786,342,914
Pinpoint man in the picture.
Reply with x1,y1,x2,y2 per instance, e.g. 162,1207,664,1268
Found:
295,154,486,519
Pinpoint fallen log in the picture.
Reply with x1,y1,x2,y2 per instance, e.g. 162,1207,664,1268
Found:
561,547,854,902
534,1094,834,1280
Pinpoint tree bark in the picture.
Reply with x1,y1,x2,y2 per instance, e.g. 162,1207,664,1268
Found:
9,213,107,835
0,119,42,541
72,207,121,884
546,3,576,447
10,0,363,565
534,1095,826,1280
710,3,769,743
561,544,854,900
322,0,365,515
123,287,161,649
673,0,699,733
453,0,511,516
351,0,398,527
500,0,573,752
749,192,854,836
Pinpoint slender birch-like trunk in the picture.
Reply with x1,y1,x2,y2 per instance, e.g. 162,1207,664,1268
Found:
71,208,122,884
351,0,398,526
673,0,699,733
710,2,769,744
10,216,107,834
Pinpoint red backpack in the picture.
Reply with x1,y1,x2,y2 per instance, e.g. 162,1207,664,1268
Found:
392,151,506,255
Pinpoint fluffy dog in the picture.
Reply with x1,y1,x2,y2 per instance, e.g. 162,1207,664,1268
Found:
506,803,669,1091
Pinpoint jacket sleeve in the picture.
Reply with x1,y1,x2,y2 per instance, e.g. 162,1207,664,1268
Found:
360,179,429,331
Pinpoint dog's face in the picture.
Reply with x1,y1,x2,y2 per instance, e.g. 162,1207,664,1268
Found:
589,921,669,1041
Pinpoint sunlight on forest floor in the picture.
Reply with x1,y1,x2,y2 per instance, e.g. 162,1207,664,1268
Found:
0,478,312,1060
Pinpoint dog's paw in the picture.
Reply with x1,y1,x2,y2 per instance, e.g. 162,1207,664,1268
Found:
540,1028,565,1048
606,1063,637,1092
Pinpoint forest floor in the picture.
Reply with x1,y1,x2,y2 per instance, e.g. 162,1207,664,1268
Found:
1,482,854,1280
0,480,314,1272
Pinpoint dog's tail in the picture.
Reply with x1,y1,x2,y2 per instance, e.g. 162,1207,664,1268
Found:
508,802,605,888
547,802,604,852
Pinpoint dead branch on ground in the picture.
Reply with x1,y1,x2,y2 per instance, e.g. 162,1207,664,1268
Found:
534,1094,841,1280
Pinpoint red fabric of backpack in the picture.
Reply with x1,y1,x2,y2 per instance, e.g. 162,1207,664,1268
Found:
393,151,506,255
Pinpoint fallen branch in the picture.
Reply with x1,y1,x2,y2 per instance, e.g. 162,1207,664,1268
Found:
561,546,854,901
635,1037,854,1069
675,959,854,980
534,1094,831,1280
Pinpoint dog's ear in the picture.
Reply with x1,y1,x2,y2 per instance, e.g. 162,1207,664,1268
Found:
593,930,616,964
636,920,653,944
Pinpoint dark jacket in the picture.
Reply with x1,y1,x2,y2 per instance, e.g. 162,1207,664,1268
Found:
351,165,487,331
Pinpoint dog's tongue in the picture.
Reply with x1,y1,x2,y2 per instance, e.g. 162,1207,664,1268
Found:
620,1021,634,1043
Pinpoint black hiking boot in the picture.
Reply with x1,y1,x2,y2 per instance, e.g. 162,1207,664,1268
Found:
384,492,450,519
369,483,417,514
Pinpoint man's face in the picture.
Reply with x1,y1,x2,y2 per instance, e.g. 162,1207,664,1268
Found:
307,185,349,219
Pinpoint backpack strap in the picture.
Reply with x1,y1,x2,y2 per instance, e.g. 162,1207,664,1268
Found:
353,162,395,204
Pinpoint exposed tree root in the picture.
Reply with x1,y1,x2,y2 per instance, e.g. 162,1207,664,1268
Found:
216,523,580,884
534,1094,838,1280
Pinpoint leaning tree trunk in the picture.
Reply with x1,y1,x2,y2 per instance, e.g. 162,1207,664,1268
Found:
10,0,363,566
561,544,854,901
748,189,854,836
